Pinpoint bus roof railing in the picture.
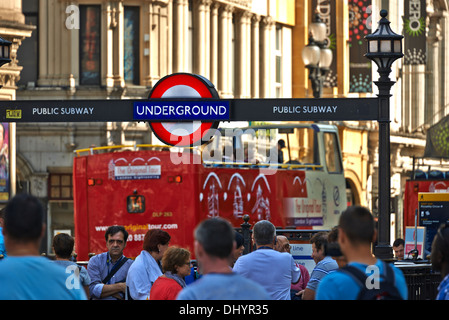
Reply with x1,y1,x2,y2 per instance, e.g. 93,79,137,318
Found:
74,145,324,170
73,144,189,156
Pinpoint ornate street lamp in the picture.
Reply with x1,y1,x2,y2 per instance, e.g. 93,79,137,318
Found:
365,10,403,260
0,36,12,68
302,12,333,98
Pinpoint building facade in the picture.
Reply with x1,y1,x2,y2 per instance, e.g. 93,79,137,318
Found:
14,0,296,253
0,0,33,206
5,0,449,254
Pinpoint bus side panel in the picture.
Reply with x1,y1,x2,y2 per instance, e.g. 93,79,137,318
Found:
80,150,200,259
303,170,346,229
199,167,308,228
73,157,90,261
198,166,345,229
199,167,273,227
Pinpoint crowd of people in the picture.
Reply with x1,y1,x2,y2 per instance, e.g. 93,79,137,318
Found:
0,193,449,300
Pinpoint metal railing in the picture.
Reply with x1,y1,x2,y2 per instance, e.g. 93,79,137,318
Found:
396,263,441,300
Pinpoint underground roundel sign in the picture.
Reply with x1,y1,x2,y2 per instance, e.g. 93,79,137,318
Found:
148,73,220,147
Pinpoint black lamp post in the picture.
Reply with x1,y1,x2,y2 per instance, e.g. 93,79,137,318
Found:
0,36,12,68
302,12,333,98
365,10,403,260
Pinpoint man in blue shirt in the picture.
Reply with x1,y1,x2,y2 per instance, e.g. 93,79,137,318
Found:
233,220,300,300
87,225,133,300
177,218,270,300
0,194,86,300
316,205,408,300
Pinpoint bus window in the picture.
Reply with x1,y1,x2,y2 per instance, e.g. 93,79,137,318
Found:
324,132,343,173
279,127,319,165
202,126,324,169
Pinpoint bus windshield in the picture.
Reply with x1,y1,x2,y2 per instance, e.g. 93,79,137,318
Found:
202,125,321,168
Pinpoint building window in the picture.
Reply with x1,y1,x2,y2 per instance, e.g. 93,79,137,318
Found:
49,173,73,200
79,5,101,85
275,25,282,98
124,6,140,85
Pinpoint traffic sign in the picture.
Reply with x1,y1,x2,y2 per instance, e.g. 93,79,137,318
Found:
147,73,221,147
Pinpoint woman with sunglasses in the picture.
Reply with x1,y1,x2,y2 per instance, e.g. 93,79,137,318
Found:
431,223,449,300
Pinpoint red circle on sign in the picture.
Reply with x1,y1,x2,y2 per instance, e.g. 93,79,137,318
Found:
149,73,219,147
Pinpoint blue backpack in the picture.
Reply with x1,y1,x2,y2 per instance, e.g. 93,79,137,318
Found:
340,261,404,300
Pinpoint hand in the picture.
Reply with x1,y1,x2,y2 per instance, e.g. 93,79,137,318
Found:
116,282,127,293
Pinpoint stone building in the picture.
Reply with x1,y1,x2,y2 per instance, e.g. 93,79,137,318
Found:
15,0,296,253
7,0,449,253
0,0,34,204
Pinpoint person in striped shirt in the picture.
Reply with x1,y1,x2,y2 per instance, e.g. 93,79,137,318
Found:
301,231,338,300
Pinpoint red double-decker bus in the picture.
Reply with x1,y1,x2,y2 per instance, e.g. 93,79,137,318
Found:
73,123,346,261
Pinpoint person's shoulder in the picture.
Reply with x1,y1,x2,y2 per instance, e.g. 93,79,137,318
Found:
234,274,271,299
322,267,351,282
316,267,360,300
124,256,134,265
88,252,107,262
233,251,251,266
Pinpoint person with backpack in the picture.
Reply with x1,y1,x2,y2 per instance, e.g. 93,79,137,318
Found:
316,205,408,300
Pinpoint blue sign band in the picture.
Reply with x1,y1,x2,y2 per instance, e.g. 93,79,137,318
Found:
133,101,230,121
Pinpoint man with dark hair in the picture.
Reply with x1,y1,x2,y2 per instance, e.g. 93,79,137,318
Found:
231,231,244,267
302,231,339,300
316,205,408,300
393,238,405,260
0,194,86,299
233,220,300,300
177,218,270,300
87,225,133,300
53,233,91,298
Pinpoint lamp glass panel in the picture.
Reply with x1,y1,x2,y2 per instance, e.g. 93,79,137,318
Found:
369,40,378,53
373,57,383,68
394,40,401,53
380,40,391,53
380,26,390,35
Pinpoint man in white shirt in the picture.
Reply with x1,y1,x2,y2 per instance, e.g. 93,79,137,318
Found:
233,220,300,300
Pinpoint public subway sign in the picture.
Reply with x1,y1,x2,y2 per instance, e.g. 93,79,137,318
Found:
0,97,379,122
